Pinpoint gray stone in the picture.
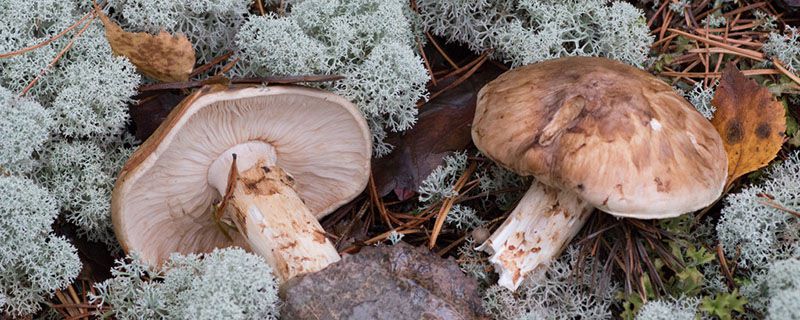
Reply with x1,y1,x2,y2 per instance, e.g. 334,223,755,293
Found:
280,243,485,320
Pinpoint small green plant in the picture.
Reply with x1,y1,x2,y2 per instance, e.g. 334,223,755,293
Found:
699,290,747,320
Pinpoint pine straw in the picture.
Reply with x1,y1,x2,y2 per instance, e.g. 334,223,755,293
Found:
49,279,106,320
651,1,800,90
574,213,685,301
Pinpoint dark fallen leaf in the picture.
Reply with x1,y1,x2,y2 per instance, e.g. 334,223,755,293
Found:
280,242,485,319
130,91,187,141
372,64,504,199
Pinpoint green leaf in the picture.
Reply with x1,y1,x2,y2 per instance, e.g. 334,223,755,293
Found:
686,246,715,266
700,290,747,320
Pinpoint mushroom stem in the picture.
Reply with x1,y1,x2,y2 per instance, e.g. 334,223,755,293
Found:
222,161,341,282
478,181,594,290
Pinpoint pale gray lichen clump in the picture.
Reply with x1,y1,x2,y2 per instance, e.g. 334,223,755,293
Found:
0,87,52,174
417,152,487,230
234,0,430,156
37,138,135,244
417,0,654,68
635,297,700,320
482,247,617,320
716,152,800,318
716,151,800,271
764,26,800,72
682,81,717,119
0,0,140,249
0,176,81,317
418,151,469,203
741,258,800,319
91,248,280,320
1,1,140,315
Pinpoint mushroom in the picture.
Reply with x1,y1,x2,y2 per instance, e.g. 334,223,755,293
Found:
472,57,728,290
112,85,371,281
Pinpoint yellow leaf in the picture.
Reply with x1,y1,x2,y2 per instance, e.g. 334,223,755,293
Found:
94,3,195,82
711,63,786,188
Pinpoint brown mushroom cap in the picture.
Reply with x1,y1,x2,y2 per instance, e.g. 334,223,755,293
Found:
113,85,371,264
472,57,727,219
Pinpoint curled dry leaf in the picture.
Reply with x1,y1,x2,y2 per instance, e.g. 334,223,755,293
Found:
711,63,786,188
372,64,504,199
94,3,195,82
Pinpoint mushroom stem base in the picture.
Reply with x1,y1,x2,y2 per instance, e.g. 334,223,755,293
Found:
478,181,593,290
224,163,340,282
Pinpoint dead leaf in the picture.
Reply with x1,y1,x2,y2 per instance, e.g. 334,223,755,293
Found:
711,63,786,187
130,91,187,141
372,64,504,199
94,3,195,82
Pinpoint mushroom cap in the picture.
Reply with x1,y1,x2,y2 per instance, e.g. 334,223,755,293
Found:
113,85,371,264
472,57,727,219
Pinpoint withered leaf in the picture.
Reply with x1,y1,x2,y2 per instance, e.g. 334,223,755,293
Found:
130,91,187,141
711,63,786,187
372,64,504,199
94,3,195,82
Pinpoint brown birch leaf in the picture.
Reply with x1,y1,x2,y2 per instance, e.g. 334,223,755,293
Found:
94,3,195,82
711,63,786,188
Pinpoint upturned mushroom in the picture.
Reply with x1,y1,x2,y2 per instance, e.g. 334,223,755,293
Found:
472,57,728,290
112,85,371,281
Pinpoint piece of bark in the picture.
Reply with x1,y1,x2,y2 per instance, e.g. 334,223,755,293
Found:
280,242,485,320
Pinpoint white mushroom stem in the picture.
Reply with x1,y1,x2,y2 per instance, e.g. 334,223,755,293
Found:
208,142,340,282
478,181,594,290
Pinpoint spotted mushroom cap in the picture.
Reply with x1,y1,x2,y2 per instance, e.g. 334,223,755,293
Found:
472,57,727,219
112,85,371,264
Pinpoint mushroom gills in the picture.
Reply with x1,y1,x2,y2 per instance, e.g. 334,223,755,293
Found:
478,180,593,290
209,142,340,282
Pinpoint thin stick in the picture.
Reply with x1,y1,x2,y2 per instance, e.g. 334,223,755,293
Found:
0,12,93,59
758,197,800,218
722,2,767,18
428,162,476,249
364,229,421,245
190,51,233,77
660,69,780,78
772,57,800,87
436,233,468,256
138,74,345,91
255,0,266,15
19,15,95,96
214,154,239,241
67,284,85,315
417,36,437,86
368,174,393,228
425,32,459,69
647,0,669,28
215,57,239,76
716,243,736,290
420,53,489,107
668,28,765,61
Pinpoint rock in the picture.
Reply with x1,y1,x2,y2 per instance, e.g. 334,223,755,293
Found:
280,243,485,320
